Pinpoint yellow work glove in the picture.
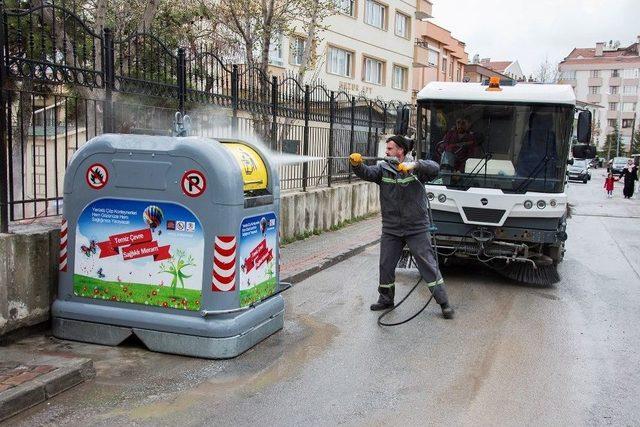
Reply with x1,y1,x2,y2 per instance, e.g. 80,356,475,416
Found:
349,153,363,166
397,162,416,174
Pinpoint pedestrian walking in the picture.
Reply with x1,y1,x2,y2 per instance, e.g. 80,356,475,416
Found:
349,135,454,319
618,159,639,199
604,172,618,198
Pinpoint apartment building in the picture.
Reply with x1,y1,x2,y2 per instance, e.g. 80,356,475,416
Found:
477,59,525,81
559,36,640,150
412,10,468,96
269,0,424,103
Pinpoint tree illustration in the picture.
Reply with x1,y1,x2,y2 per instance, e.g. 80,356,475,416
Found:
266,261,275,281
159,250,196,295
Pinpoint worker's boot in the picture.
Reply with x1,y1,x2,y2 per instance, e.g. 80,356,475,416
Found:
441,302,455,319
370,285,395,311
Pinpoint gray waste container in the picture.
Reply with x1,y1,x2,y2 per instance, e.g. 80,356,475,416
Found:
52,134,284,358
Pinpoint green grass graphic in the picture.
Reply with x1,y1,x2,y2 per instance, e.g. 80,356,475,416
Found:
73,274,201,311
240,278,277,307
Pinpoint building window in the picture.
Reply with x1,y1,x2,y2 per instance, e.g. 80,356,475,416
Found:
442,57,447,73
334,0,355,17
589,86,600,94
609,86,618,94
561,70,576,79
392,65,407,90
623,85,638,94
609,102,618,111
289,36,305,66
364,0,386,29
327,46,353,77
622,119,634,128
608,119,617,128
394,12,409,38
268,34,284,67
449,61,453,77
612,69,620,77
590,70,599,78
622,102,637,112
363,57,384,85
456,66,461,82
623,68,639,78
428,49,438,67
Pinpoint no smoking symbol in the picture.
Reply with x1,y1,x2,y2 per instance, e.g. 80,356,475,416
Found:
86,163,108,190
181,170,206,197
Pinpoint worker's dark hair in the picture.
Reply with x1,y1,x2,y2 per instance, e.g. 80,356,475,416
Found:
386,135,413,155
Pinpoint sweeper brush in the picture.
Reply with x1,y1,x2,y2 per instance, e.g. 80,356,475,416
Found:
490,261,560,287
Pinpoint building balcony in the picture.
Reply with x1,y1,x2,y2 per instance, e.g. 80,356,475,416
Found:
623,78,639,85
607,110,620,119
609,77,621,86
413,41,430,68
415,0,433,20
622,95,639,102
587,77,602,86
621,127,633,136
622,112,637,120
587,94,602,103
607,94,620,103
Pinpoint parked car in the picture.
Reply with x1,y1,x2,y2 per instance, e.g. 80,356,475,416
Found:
567,158,591,183
611,157,631,174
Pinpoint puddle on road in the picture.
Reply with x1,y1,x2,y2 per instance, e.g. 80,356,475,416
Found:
101,314,338,421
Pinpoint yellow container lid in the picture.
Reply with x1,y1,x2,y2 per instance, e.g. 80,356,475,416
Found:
222,142,269,192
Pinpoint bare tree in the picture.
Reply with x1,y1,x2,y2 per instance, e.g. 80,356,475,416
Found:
535,56,559,84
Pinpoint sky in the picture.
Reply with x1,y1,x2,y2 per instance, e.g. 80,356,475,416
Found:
430,0,639,78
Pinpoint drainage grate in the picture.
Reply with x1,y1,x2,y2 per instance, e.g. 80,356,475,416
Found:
462,207,506,223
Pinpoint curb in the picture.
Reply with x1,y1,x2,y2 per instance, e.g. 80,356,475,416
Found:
0,358,95,422
281,237,380,284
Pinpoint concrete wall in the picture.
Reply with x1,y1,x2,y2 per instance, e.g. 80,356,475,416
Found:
0,182,380,338
0,227,60,338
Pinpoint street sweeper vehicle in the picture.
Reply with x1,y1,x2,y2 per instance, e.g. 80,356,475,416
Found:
405,78,593,285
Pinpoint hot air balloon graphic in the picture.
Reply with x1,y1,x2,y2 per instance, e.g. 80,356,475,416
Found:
143,205,164,233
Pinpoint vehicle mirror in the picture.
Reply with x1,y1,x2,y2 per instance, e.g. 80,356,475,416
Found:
577,110,591,143
572,144,596,159
394,106,410,136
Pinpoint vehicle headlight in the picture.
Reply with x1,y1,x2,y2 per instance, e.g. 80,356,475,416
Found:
427,192,435,201
523,200,533,209
550,199,557,207
537,200,546,209
437,194,447,203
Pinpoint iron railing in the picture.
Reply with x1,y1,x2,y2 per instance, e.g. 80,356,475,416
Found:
0,1,411,230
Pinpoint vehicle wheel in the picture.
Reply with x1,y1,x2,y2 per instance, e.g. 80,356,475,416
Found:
583,178,588,183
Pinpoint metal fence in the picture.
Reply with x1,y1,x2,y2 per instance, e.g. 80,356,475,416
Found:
0,1,408,230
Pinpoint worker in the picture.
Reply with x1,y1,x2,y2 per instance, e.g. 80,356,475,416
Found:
349,135,454,319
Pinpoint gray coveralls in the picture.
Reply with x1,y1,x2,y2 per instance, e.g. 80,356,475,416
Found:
352,159,449,306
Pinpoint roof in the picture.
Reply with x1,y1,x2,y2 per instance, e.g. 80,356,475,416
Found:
482,61,513,72
560,43,640,66
416,82,576,105
464,64,513,80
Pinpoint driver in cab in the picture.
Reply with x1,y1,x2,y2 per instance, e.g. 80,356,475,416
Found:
441,118,477,173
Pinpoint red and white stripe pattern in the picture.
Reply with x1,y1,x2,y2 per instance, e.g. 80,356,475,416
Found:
59,218,68,272
212,235,237,292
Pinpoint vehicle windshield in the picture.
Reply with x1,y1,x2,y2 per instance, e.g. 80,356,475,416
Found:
572,159,588,168
613,157,630,165
417,101,574,193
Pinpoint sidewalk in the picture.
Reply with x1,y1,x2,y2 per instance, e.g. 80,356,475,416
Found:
280,214,382,284
0,214,383,422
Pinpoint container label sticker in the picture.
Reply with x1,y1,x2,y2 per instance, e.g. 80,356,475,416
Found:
86,163,108,189
73,198,204,311
239,213,277,307
181,170,206,197
212,236,237,292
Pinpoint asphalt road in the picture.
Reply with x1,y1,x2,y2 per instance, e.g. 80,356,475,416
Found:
9,171,640,426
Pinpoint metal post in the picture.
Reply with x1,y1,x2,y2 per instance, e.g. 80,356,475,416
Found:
102,28,114,133
366,100,372,157
302,84,310,191
629,113,637,157
616,105,621,158
177,48,186,115
328,91,335,187
231,65,239,133
348,96,355,183
0,2,9,233
271,75,277,151
416,105,423,159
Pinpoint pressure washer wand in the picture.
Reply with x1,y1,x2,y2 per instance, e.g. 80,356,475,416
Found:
329,156,400,164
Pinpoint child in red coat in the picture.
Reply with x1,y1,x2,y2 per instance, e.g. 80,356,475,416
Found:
604,172,618,198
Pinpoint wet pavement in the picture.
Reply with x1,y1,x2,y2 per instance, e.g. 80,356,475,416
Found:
6,171,640,426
